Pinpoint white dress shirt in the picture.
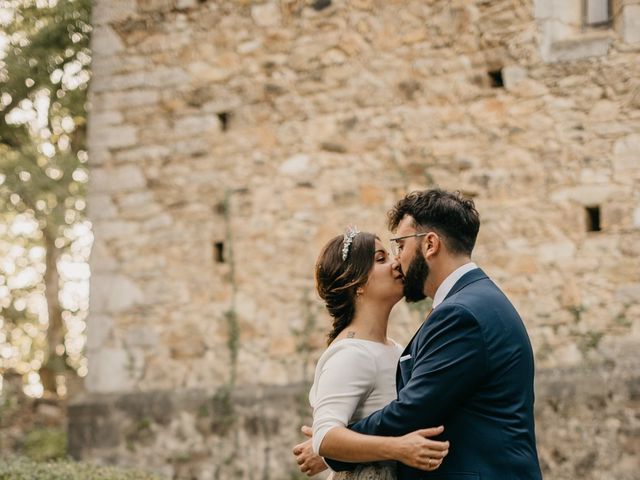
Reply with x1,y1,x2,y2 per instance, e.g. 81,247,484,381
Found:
431,262,478,309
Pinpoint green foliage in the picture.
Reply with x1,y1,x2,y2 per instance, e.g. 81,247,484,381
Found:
22,428,66,462
0,0,91,226
0,456,166,479
578,330,603,354
0,0,92,390
567,304,585,323
211,385,235,436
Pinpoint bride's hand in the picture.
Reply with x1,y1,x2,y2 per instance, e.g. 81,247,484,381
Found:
391,426,450,471
293,426,328,477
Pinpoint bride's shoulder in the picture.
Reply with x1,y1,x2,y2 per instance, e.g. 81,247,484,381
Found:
316,339,375,366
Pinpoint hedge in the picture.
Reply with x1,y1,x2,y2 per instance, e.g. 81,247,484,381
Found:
0,457,166,480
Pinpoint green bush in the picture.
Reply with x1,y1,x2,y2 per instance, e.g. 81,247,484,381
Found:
0,457,166,479
22,429,67,462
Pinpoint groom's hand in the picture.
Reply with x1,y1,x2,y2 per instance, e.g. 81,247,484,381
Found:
391,425,450,471
292,426,328,477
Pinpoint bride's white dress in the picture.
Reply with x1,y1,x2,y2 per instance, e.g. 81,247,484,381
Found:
309,338,403,480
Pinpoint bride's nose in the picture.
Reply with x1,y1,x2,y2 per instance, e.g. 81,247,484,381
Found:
391,259,401,272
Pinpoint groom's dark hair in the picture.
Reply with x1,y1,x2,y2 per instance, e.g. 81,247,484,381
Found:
388,189,480,256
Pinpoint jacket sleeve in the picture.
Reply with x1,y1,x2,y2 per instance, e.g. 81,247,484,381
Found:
350,304,487,439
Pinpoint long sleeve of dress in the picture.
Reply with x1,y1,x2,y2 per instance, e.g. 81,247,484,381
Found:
310,342,377,454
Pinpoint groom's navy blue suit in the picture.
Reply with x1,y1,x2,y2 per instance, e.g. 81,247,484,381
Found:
326,268,542,479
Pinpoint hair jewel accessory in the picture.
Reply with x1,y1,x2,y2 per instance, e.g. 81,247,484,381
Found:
341,225,360,261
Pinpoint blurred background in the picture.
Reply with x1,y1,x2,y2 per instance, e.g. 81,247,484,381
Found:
0,0,638,479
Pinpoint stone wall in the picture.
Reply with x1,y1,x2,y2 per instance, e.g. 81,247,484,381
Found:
69,353,640,480
81,0,640,478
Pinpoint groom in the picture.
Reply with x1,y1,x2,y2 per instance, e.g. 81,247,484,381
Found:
296,189,542,479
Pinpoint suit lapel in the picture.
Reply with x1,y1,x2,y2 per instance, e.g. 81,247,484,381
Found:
395,269,488,393
395,308,433,392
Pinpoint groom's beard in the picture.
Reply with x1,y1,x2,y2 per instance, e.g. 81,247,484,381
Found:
403,247,429,303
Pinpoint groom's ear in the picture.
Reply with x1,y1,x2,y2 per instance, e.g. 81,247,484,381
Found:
422,232,441,259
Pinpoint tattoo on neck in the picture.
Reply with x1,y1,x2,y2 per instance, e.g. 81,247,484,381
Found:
346,331,356,338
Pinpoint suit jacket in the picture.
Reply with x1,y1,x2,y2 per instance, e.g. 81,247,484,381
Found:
326,269,542,480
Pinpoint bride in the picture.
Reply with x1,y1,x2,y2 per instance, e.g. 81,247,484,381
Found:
293,228,449,479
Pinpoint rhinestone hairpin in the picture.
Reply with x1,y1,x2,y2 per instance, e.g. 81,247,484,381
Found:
341,225,360,261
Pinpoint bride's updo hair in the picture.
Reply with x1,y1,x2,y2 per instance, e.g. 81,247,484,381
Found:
315,232,377,344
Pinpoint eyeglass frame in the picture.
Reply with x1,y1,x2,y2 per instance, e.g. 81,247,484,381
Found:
389,232,429,256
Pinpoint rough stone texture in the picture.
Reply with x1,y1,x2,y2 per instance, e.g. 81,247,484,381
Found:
69,356,640,480
81,0,640,478
534,0,640,62
69,386,315,480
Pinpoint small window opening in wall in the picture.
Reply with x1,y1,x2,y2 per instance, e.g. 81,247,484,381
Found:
217,112,230,132
586,206,601,232
312,0,331,11
488,69,504,88
584,0,612,28
214,242,225,263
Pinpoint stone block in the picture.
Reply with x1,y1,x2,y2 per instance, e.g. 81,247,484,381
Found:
90,238,120,273
533,0,554,20
86,315,114,350
621,5,640,44
91,0,137,26
90,72,147,93
87,194,118,220
124,325,159,349
175,0,197,9
549,185,618,205
144,67,190,88
91,165,147,193
88,125,138,149
114,145,171,163
502,65,527,90
251,2,281,27
88,147,110,167
91,219,139,241
537,241,576,264
186,62,234,83
90,273,144,313
588,100,619,121
613,134,640,176
174,115,221,137
91,25,125,56
551,0,581,25
547,33,612,62
615,284,640,304
85,348,137,393
90,110,124,128
137,0,173,13
92,90,159,110
278,154,318,184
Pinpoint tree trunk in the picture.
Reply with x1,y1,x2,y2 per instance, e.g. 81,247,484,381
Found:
39,229,67,395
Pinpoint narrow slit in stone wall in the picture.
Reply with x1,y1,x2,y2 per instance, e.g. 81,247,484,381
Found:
586,206,602,232
312,0,331,12
217,112,230,132
214,242,225,263
488,69,504,88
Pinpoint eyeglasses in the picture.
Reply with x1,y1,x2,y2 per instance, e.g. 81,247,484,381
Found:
389,232,428,256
